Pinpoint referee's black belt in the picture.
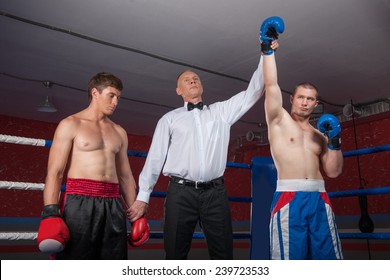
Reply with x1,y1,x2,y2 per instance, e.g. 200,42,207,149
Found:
170,176,224,189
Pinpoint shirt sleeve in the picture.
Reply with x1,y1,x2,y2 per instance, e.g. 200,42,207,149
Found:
136,114,171,203
216,56,264,125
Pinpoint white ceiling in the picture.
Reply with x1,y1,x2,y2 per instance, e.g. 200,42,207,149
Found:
0,0,389,142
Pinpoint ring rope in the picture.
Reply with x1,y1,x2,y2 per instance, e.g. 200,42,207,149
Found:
0,134,51,147
3,231,390,241
2,181,389,200
0,134,252,168
0,231,251,241
339,233,390,239
342,144,390,158
0,181,44,191
0,181,252,203
329,186,390,198
3,134,388,166
0,232,37,240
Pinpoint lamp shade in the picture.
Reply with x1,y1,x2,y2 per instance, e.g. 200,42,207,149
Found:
37,96,57,112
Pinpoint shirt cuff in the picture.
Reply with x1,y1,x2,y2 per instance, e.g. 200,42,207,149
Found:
136,190,151,204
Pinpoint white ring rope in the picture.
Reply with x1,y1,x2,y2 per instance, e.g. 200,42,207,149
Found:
0,181,42,240
0,232,37,240
0,134,47,147
1,135,46,242
0,181,44,191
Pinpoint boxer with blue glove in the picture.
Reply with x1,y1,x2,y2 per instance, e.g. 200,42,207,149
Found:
261,16,344,260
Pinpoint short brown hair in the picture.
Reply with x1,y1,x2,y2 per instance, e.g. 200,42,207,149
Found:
88,72,123,101
293,82,319,98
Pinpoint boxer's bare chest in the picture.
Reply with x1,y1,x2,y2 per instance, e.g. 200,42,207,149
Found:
73,122,121,154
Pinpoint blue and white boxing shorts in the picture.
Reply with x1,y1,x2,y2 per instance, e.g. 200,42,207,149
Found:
269,179,343,260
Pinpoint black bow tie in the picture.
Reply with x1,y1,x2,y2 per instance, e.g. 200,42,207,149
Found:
187,102,204,111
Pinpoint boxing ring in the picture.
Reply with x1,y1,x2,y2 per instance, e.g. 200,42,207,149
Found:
1,133,389,259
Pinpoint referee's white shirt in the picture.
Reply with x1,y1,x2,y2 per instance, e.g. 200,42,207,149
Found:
137,57,264,203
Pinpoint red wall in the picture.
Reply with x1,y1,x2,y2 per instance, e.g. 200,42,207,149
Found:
1,112,389,222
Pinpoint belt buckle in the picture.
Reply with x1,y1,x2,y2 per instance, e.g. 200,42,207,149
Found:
194,181,200,189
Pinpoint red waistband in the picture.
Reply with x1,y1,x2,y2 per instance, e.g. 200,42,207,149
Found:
65,178,120,198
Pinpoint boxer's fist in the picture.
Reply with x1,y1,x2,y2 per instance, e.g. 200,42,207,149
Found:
318,114,341,150
37,204,70,253
260,16,285,55
128,217,150,247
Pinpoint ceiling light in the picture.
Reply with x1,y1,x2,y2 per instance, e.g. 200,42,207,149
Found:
36,81,57,112
37,96,57,112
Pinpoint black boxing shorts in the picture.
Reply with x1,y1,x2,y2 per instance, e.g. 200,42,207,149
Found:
55,178,128,260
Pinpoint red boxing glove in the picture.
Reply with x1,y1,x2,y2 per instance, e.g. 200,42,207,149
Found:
37,204,70,253
128,217,150,247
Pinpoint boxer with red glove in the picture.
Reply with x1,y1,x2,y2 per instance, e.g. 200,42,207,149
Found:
317,114,342,150
128,216,150,247
37,204,70,253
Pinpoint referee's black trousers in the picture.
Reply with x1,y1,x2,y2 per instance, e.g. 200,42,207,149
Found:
163,180,233,259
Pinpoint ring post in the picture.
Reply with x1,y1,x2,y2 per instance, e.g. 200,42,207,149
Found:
250,156,277,259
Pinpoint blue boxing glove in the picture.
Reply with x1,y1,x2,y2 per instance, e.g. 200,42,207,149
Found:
260,16,285,55
317,114,341,150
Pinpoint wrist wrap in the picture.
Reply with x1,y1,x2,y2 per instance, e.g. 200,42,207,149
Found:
328,137,341,150
41,204,61,219
261,42,272,54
